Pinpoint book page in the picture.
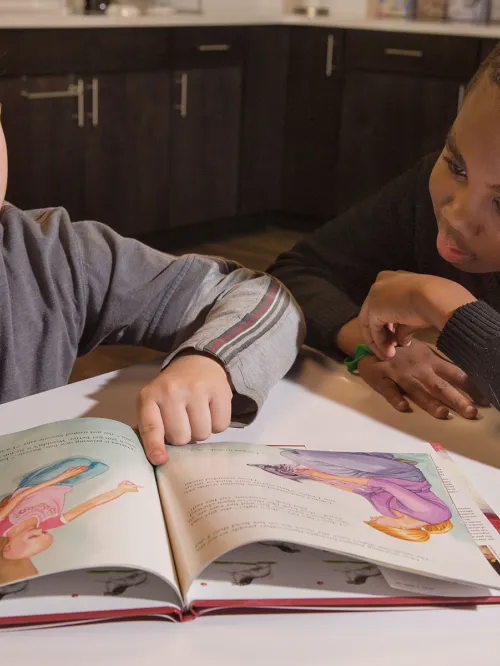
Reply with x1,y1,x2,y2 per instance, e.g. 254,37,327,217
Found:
0,418,180,604
156,442,500,597
0,568,182,625
186,542,424,610
379,442,500,599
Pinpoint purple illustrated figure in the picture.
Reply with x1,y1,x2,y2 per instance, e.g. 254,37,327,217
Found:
250,451,453,543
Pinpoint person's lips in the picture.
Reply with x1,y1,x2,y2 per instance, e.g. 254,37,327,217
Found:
436,230,475,264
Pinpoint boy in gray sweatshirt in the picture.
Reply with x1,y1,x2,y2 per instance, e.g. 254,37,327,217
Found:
0,110,304,465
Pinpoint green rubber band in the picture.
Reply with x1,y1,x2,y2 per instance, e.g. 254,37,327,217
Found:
344,344,375,374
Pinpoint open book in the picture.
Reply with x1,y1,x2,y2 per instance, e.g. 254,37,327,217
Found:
1,417,500,628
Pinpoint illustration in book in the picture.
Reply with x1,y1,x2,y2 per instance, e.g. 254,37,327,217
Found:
0,456,142,585
323,560,382,586
258,542,301,554
0,580,29,601
213,561,276,587
251,451,454,543
480,546,500,576
87,569,149,597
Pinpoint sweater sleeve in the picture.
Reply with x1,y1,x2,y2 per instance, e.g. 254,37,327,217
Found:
71,219,305,425
438,300,500,411
267,159,433,354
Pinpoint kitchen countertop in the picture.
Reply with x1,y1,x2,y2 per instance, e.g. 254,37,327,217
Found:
2,8,500,38
0,10,279,28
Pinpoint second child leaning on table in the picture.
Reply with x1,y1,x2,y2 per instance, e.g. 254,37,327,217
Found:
269,43,500,422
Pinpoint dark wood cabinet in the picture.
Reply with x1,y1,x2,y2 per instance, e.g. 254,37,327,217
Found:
84,71,171,236
239,26,290,216
1,75,86,218
335,70,463,213
168,66,242,228
335,31,480,214
283,27,343,218
2,71,171,236
481,38,499,60
0,25,488,240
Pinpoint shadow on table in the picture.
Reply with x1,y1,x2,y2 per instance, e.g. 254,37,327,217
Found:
289,348,500,470
77,360,161,426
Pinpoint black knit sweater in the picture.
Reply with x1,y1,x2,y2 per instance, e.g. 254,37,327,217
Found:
269,153,500,410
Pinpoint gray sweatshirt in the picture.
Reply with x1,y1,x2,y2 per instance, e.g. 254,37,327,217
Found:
0,204,304,424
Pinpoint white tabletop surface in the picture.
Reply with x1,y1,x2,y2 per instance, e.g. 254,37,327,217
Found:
0,351,499,664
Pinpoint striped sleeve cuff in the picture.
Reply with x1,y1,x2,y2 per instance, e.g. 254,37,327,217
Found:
161,278,302,426
437,301,500,398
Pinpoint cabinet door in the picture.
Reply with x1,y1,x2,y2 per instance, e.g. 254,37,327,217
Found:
239,26,290,216
480,39,498,60
84,71,171,237
0,75,86,218
284,27,342,218
336,70,462,213
169,66,242,228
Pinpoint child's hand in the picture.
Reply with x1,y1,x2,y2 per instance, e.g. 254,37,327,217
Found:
357,339,486,420
136,353,233,465
358,271,476,358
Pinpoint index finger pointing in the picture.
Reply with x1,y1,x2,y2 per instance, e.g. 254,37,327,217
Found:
137,398,168,465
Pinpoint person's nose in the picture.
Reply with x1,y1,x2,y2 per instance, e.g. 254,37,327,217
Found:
441,187,477,238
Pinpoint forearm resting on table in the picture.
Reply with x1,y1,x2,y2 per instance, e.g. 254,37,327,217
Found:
413,281,476,331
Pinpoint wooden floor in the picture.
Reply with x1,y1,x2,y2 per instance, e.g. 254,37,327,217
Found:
69,227,304,383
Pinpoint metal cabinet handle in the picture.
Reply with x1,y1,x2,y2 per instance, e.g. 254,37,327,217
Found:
87,78,99,127
326,34,335,77
197,44,231,52
384,48,423,58
21,79,85,128
175,73,188,119
457,83,466,114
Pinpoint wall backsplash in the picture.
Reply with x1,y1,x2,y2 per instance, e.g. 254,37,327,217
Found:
0,0,66,11
282,0,366,16
194,0,367,17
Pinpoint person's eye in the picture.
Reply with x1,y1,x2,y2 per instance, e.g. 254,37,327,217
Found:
493,198,500,215
444,155,467,180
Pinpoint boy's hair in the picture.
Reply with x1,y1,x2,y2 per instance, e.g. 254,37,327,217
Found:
467,43,500,95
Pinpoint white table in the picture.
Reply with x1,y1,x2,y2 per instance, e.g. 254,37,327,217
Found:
1,351,500,665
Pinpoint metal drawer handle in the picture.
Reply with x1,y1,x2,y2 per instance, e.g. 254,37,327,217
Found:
86,78,99,127
326,34,335,77
175,72,188,118
197,44,231,52
21,83,79,100
21,79,85,128
384,48,423,58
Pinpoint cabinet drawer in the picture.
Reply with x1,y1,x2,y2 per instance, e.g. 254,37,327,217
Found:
345,30,480,80
0,30,87,76
170,26,245,68
82,29,170,73
0,29,170,76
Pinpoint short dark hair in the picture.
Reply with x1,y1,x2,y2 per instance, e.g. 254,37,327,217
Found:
467,43,500,95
